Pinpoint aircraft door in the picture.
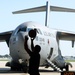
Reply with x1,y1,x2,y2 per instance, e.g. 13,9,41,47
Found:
46,37,58,61
47,48,53,59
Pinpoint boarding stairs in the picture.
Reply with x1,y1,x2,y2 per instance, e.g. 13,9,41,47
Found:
46,59,61,71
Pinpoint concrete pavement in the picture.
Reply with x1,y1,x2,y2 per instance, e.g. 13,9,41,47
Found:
0,61,75,75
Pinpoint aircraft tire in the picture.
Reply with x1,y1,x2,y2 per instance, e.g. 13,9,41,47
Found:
11,67,21,71
22,67,28,73
11,66,17,71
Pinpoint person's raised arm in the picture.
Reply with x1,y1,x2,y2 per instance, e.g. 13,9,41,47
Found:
24,36,31,56
28,29,37,51
31,38,34,52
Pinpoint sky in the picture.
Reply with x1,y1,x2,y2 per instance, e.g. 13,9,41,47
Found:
0,0,75,56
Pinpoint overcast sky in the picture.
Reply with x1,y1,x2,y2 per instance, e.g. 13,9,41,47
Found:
0,0,75,56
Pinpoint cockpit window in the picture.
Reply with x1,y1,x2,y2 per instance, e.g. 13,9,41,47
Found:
18,27,27,32
27,28,33,32
37,29,42,35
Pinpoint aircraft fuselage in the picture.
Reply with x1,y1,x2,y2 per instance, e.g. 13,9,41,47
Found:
9,21,65,69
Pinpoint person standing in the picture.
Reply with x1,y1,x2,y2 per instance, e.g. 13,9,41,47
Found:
24,29,41,75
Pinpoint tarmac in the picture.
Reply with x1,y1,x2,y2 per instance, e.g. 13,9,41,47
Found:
0,61,75,75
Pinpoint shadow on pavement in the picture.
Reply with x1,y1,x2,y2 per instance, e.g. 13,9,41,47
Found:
0,68,61,74
0,68,23,73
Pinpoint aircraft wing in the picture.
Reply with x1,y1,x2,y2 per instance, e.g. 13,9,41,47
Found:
57,30,75,47
57,30,75,41
0,30,13,42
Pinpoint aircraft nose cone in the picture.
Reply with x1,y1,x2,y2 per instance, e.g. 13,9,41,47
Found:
28,29,37,39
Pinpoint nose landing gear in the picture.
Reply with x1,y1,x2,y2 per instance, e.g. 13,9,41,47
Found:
65,62,72,71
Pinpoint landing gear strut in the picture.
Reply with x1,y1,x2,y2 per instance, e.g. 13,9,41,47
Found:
65,64,69,71
65,62,72,71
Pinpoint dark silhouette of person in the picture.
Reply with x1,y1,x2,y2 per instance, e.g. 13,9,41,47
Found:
24,29,41,75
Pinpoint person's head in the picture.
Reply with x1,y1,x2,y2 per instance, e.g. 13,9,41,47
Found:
34,45,41,53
